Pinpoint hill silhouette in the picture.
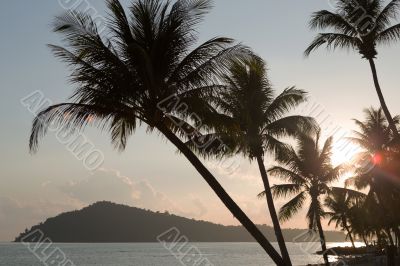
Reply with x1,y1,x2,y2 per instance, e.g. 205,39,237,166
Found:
15,201,345,243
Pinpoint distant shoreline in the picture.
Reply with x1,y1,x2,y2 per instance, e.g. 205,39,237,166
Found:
15,201,347,243
10,241,355,244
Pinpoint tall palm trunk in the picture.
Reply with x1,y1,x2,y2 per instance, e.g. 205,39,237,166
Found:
158,124,284,265
368,59,399,139
342,218,355,248
316,214,329,266
256,155,292,266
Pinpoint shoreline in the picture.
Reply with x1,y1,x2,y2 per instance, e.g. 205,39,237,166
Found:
305,255,399,266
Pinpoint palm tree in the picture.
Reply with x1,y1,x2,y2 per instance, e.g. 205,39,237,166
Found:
260,131,344,266
28,0,285,263
346,107,398,190
324,187,366,248
347,198,373,246
346,107,400,248
187,56,316,266
305,0,400,139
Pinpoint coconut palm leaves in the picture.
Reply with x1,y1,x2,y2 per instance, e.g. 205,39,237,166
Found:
186,55,316,266
305,0,400,138
346,107,400,249
31,0,249,153
305,0,400,58
261,131,345,265
189,57,315,159
324,187,366,247
29,0,285,263
346,107,400,190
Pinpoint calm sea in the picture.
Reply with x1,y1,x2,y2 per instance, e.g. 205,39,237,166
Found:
0,242,359,266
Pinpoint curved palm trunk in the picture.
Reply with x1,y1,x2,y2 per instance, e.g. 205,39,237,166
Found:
256,155,292,266
158,124,284,265
316,217,329,266
342,218,355,248
368,59,400,139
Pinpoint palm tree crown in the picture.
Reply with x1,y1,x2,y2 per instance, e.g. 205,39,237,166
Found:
324,187,366,247
261,130,344,265
30,0,249,152
351,107,398,153
305,0,400,139
346,107,399,190
264,131,342,226
305,0,400,59
190,56,315,160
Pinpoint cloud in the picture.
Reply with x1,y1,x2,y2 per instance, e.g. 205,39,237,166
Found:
190,197,208,217
1,169,328,242
59,170,138,205
0,197,81,241
58,169,207,219
0,169,213,241
206,159,263,184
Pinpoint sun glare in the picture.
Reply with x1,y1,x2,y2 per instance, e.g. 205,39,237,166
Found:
330,138,363,186
330,138,362,167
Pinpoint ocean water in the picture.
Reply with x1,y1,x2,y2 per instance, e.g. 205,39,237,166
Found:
0,242,358,266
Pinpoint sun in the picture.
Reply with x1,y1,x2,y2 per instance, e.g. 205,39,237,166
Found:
330,138,362,166
330,138,362,186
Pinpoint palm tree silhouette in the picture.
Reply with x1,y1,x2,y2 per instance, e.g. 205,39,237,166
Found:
347,199,371,246
28,0,284,263
305,0,400,139
324,187,366,248
187,56,316,266
260,131,344,266
346,107,400,248
346,108,398,191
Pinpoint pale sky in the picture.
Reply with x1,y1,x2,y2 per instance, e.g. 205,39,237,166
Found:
1,0,399,241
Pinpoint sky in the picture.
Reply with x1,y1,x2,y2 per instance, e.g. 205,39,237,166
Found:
0,0,399,241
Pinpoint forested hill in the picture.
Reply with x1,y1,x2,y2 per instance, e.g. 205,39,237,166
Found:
15,201,345,243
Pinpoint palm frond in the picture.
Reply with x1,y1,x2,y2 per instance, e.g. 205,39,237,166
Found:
106,0,134,43
319,136,333,164
264,87,307,121
175,44,252,90
375,0,400,31
377,23,400,44
323,165,345,183
268,166,306,185
262,135,292,161
273,146,304,174
53,10,99,40
268,183,303,198
264,115,317,140
30,103,136,153
305,33,360,57
329,186,367,202
185,132,239,159
110,115,137,151
169,37,234,82
345,174,371,190
309,10,357,36
278,192,307,222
